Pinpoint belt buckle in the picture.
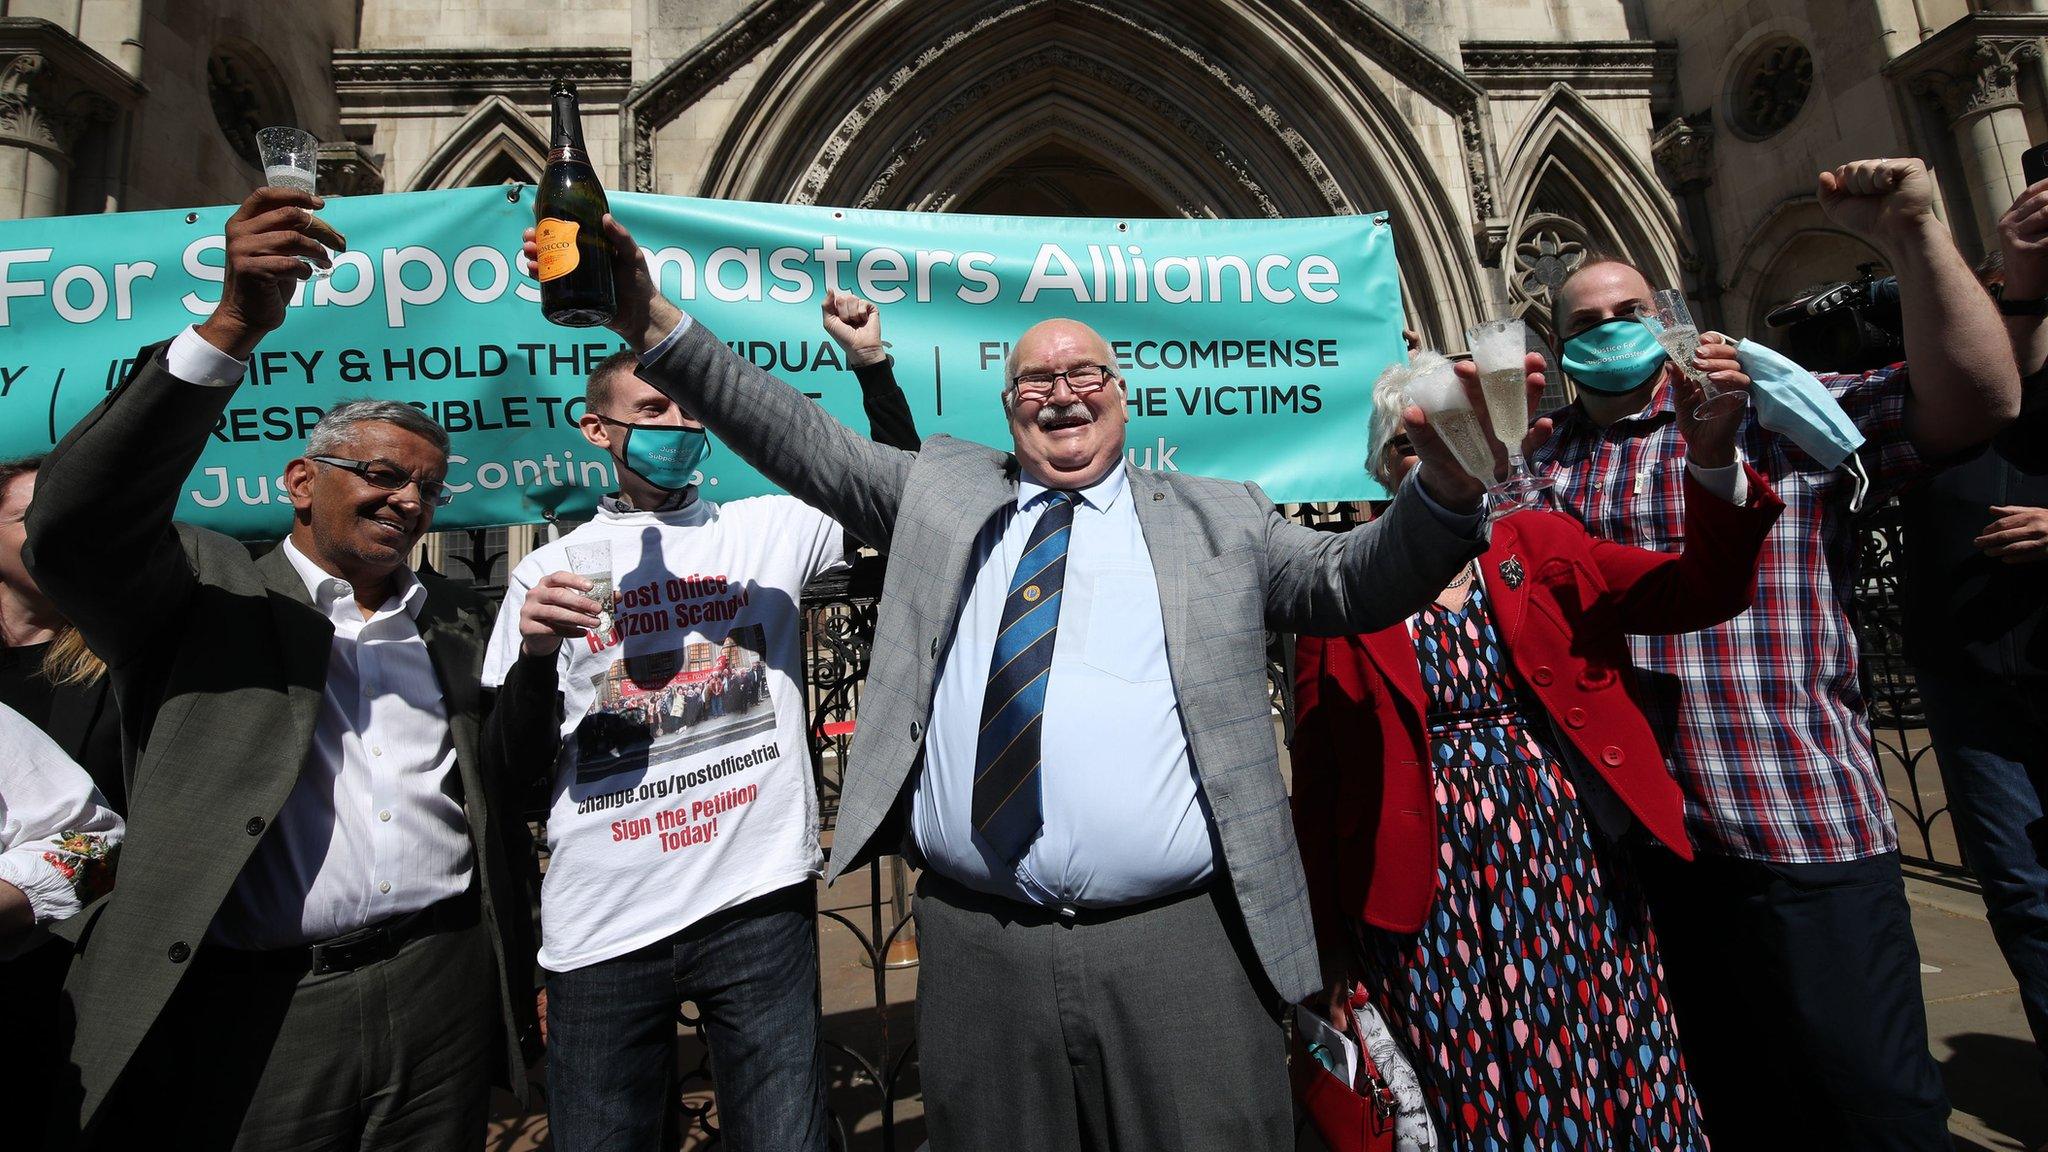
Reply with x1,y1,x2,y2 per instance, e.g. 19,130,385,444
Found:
310,926,390,975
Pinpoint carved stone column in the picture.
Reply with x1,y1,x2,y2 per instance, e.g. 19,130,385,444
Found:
1652,110,1724,330
1908,33,2044,246
0,19,143,220
0,50,68,218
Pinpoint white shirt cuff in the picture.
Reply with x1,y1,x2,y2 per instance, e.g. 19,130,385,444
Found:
1686,459,1748,505
635,314,697,366
167,325,249,387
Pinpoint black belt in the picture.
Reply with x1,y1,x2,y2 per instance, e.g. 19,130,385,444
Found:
918,870,1211,926
209,887,479,976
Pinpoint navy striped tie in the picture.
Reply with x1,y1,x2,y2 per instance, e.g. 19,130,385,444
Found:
971,490,1077,863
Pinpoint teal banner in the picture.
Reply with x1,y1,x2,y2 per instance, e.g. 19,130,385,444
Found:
0,187,1401,538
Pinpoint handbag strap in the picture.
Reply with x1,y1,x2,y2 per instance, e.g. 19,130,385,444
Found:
1344,989,1399,1119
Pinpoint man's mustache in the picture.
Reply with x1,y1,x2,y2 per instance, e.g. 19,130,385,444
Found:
1036,402,1092,428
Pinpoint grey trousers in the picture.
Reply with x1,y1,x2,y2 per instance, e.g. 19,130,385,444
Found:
93,898,497,1152
914,876,1291,1152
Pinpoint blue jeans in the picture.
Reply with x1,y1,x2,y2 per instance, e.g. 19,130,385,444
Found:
544,882,829,1152
1919,667,2048,1066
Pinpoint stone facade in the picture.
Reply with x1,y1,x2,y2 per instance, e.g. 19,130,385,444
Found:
4,0,2042,574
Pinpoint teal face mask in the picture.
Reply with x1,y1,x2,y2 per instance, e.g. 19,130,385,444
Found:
1560,317,1669,395
604,419,711,492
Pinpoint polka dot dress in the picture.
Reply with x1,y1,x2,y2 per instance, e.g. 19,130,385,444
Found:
1352,577,1708,1151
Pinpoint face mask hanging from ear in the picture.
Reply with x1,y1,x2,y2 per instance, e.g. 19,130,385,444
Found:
1734,339,1872,511
1559,317,1669,396
607,421,712,492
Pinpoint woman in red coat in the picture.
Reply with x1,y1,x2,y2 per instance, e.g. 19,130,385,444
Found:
1293,351,1783,1151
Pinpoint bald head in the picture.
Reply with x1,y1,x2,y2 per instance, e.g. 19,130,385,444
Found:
1005,318,1114,385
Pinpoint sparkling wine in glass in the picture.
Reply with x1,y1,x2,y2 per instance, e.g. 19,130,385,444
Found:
1635,289,1745,420
1465,317,1552,510
565,541,616,637
256,126,330,279
1404,355,1498,492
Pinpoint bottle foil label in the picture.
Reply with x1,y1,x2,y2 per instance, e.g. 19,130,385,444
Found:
536,218,581,282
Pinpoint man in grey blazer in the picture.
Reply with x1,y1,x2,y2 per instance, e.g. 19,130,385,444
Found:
526,216,1486,1151
28,188,538,1150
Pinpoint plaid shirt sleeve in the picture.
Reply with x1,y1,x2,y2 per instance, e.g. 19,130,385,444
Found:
1817,362,1926,503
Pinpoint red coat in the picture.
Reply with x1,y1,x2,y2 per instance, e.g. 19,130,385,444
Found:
1290,466,1783,941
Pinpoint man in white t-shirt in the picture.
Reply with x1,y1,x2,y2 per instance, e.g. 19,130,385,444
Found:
481,293,917,1152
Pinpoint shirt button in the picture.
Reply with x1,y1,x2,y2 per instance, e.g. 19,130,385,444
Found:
372,745,383,757
245,816,265,836
378,881,392,895
379,809,392,823
167,941,191,963
1602,746,1625,767
1565,707,1588,729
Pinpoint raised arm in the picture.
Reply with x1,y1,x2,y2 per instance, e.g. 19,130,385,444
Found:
1583,467,1783,634
1262,477,1484,635
532,218,914,549
1818,158,2019,458
24,187,329,669
1264,354,1497,634
821,289,923,451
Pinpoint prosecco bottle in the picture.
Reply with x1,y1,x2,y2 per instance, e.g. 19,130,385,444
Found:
536,79,616,327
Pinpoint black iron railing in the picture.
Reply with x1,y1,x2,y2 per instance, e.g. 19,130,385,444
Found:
487,496,1962,1149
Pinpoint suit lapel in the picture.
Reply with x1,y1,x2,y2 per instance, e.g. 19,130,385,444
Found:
255,545,334,767
415,581,487,825
1126,466,1189,655
1359,626,1428,728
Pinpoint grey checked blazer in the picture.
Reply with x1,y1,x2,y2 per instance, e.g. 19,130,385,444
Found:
641,321,1482,1003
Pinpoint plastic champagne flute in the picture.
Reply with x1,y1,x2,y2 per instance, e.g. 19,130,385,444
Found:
1465,317,1553,510
1635,289,1745,420
1404,354,1499,494
256,126,332,280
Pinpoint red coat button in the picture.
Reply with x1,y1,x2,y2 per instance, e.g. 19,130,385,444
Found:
1532,666,1555,686
1579,668,1615,690
1601,745,1624,766
1565,707,1588,728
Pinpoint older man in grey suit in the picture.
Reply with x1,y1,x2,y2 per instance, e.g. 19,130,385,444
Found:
525,216,1488,1151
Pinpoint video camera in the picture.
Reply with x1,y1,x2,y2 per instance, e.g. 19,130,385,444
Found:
1764,263,1904,374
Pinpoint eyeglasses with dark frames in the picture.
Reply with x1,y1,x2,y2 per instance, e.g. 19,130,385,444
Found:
309,455,453,507
1008,364,1116,404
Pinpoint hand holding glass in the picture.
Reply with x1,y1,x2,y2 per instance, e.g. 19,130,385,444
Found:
565,541,616,636
1403,357,1498,490
1635,290,1745,420
1464,318,1553,510
256,126,332,279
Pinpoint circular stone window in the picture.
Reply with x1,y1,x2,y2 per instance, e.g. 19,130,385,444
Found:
207,45,296,168
1729,38,1814,141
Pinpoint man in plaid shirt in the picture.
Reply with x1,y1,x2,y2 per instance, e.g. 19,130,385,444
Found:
1530,158,2020,1151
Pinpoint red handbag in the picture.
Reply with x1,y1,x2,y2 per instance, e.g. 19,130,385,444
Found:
1290,992,1399,1152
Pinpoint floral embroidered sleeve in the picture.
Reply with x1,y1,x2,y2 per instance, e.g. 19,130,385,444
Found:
0,705,123,933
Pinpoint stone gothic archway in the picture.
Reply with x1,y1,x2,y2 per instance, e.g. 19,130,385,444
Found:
621,0,1506,345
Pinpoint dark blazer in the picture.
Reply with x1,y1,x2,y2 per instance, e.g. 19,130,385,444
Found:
23,342,538,1132
1291,467,1782,941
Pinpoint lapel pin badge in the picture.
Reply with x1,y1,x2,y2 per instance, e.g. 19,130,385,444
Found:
1498,556,1525,589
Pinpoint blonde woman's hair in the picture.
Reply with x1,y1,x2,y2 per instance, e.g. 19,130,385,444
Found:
42,625,106,688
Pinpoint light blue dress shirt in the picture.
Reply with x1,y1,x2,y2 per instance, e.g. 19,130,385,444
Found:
911,466,1216,908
